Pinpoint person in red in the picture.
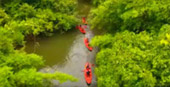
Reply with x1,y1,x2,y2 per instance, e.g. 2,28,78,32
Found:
82,17,88,25
84,62,92,86
86,64,91,76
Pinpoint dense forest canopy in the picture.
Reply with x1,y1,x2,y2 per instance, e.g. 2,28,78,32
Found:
90,0,170,33
90,0,170,87
1,0,78,36
0,0,78,87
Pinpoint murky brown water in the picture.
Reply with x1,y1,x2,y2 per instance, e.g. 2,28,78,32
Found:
25,0,97,87
25,30,78,66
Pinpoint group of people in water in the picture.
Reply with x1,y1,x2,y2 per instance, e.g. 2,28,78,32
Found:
76,17,93,51
76,17,93,86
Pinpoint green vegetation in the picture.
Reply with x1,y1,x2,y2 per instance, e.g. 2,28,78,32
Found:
0,0,78,87
90,0,170,87
90,0,170,33
1,0,78,36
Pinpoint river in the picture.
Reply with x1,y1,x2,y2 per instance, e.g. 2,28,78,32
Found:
25,0,97,87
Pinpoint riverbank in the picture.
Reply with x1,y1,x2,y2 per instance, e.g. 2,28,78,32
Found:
0,0,82,87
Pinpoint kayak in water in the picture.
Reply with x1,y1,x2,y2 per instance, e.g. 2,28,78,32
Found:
82,17,88,24
76,25,86,34
84,62,92,86
84,38,93,51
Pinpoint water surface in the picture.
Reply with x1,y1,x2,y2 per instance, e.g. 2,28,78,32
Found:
25,31,79,66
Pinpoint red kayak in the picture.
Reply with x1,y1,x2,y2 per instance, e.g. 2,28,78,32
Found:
76,25,86,34
84,62,92,86
84,38,93,51
82,17,88,24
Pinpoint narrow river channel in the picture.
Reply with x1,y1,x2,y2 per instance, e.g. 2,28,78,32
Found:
25,0,97,87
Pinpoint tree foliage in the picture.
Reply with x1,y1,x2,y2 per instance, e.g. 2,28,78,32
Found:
90,0,170,33
92,0,106,7
91,28,170,87
2,0,78,36
0,0,78,87
90,0,170,86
